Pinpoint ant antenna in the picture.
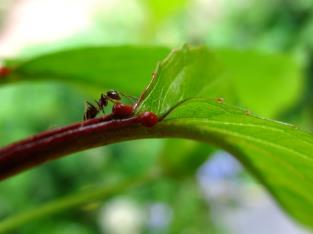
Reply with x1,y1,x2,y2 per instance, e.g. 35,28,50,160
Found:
118,91,137,102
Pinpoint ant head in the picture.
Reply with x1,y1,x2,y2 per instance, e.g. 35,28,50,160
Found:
106,90,121,101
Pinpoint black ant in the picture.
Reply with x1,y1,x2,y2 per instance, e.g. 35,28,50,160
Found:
83,90,135,120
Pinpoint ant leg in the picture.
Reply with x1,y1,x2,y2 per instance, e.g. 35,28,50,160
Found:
95,100,105,113
97,94,108,113
83,102,90,120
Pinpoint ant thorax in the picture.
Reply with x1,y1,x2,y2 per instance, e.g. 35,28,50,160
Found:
106,90,121,101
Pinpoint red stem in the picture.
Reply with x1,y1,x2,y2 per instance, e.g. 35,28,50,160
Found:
0,115,151,181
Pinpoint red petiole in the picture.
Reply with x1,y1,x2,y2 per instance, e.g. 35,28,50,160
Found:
0,111,158,181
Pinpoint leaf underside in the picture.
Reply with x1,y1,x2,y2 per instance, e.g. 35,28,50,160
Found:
155,99,313,226
5,46,170,95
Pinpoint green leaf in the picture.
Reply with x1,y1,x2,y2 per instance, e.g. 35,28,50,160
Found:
4,45,300,118
5,46,170,94
136,45,223,115
136,46,302,117
215,49,303,117
136,46,313,227
156,99,313,227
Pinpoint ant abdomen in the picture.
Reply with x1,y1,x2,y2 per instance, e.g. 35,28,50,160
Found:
84,102,99,120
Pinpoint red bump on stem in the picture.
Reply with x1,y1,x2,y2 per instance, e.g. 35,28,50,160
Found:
139,112,158,128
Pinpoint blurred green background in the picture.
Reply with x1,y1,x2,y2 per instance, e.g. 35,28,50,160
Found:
0,0,313,233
